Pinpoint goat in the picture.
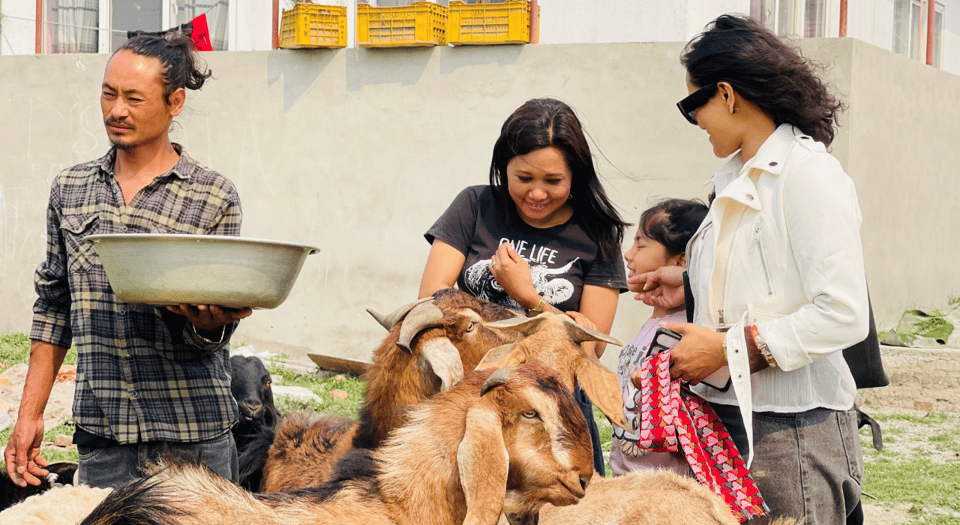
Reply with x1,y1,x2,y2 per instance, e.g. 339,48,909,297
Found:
79,361,594,525
527,469,802,525
261,288,523,492
230,354,280,491
533,470,739,525
477,312,629,430
0,480,111,525
0,461,78,511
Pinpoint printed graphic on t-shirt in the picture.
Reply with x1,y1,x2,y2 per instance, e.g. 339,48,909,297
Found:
463,238,579,311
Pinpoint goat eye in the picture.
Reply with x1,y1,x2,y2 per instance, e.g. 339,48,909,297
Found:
522,410,539,419
466,321,477,332
265,381,271,388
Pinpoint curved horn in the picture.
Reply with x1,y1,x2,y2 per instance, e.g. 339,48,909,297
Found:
366,297,432,330
480,366,516,396
397,302,445,352
418,337,465,392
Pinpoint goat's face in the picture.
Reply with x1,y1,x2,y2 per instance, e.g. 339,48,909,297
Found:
230,356,276,425
483,362,594,520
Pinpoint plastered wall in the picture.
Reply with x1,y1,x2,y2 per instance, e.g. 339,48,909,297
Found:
1,38,958,370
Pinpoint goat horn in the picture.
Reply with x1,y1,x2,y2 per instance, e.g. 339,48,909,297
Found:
419,337,465,392
397,302,445,352
480,366,517,396
366,297,432,330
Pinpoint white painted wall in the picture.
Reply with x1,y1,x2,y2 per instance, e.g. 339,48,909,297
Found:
1,40,958,371
1,0,37,55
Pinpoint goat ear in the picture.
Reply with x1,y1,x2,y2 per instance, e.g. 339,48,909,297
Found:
575,356,630,430
366,297,433,330
419,337,465,391
484,315,548,337
457,402,509,525
563,318,623,347
397,302,445,352
475,343,525,372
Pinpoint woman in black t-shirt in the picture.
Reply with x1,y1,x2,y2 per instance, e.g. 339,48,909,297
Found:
420,98,629,475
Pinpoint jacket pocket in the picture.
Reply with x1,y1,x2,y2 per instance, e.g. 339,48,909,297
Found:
61,214,100,274
752,221,775,298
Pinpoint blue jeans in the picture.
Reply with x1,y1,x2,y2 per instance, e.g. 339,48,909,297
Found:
77,431,238,489
711,404,863,525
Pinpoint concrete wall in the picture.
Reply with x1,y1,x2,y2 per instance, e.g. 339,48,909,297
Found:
1,38,958,372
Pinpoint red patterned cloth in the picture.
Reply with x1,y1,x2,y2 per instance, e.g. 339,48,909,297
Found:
635,351,768,522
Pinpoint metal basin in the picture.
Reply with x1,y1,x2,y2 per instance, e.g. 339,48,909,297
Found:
85,234,320,309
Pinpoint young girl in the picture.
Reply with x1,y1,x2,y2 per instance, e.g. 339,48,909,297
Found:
610,198,707,477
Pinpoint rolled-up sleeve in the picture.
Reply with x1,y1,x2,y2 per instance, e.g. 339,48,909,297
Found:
31,179,73,349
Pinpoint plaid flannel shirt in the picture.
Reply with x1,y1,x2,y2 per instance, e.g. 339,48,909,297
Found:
31,145,242,444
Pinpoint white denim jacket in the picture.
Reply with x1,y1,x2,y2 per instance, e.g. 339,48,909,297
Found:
687,124,868,464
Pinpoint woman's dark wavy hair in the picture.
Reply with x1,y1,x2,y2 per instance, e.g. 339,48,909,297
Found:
489,98,629,261
118,32,213,105
639,198,709,257
681,14,844,145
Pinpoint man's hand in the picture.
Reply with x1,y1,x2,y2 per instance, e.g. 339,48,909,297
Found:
165,304,252,332
4,416,49,487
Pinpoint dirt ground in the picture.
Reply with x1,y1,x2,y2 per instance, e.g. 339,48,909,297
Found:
855,345,960,524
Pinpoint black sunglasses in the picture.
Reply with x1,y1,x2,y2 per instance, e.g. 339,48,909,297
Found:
676,84,718,125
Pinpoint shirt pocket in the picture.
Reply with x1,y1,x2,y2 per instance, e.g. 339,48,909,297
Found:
61,213,100,274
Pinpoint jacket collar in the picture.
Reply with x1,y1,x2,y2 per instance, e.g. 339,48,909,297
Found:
706,124,801,210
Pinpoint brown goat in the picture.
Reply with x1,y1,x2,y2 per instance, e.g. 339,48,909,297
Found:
534,470,739,525
478,312,629,430
79,361,594,525
261,288,524,492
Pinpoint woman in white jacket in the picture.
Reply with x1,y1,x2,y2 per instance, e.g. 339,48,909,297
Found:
635,14,867,524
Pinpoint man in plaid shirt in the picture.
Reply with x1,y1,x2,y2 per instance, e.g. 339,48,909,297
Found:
4,32,252,489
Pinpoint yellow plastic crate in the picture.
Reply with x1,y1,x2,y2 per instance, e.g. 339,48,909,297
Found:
279,3,348,49
357,2,447,48
448,0,530,45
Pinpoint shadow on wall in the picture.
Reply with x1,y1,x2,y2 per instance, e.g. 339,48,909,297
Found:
345,47,434,91
438,44,524,74
267,48,339,113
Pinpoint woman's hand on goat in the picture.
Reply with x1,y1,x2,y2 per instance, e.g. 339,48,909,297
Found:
166,304,253,333
489,243,541,310
631,266,685,309
659,323,726,385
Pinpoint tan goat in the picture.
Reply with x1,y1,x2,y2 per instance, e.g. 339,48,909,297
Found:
261,288,524,492
79,361,594,525
478,312,629,430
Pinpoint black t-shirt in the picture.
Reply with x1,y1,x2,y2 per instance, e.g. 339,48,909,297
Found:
425,185,627,313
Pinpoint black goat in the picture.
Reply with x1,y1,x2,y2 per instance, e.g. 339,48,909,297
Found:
0,461,78,511
230,355,280,492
